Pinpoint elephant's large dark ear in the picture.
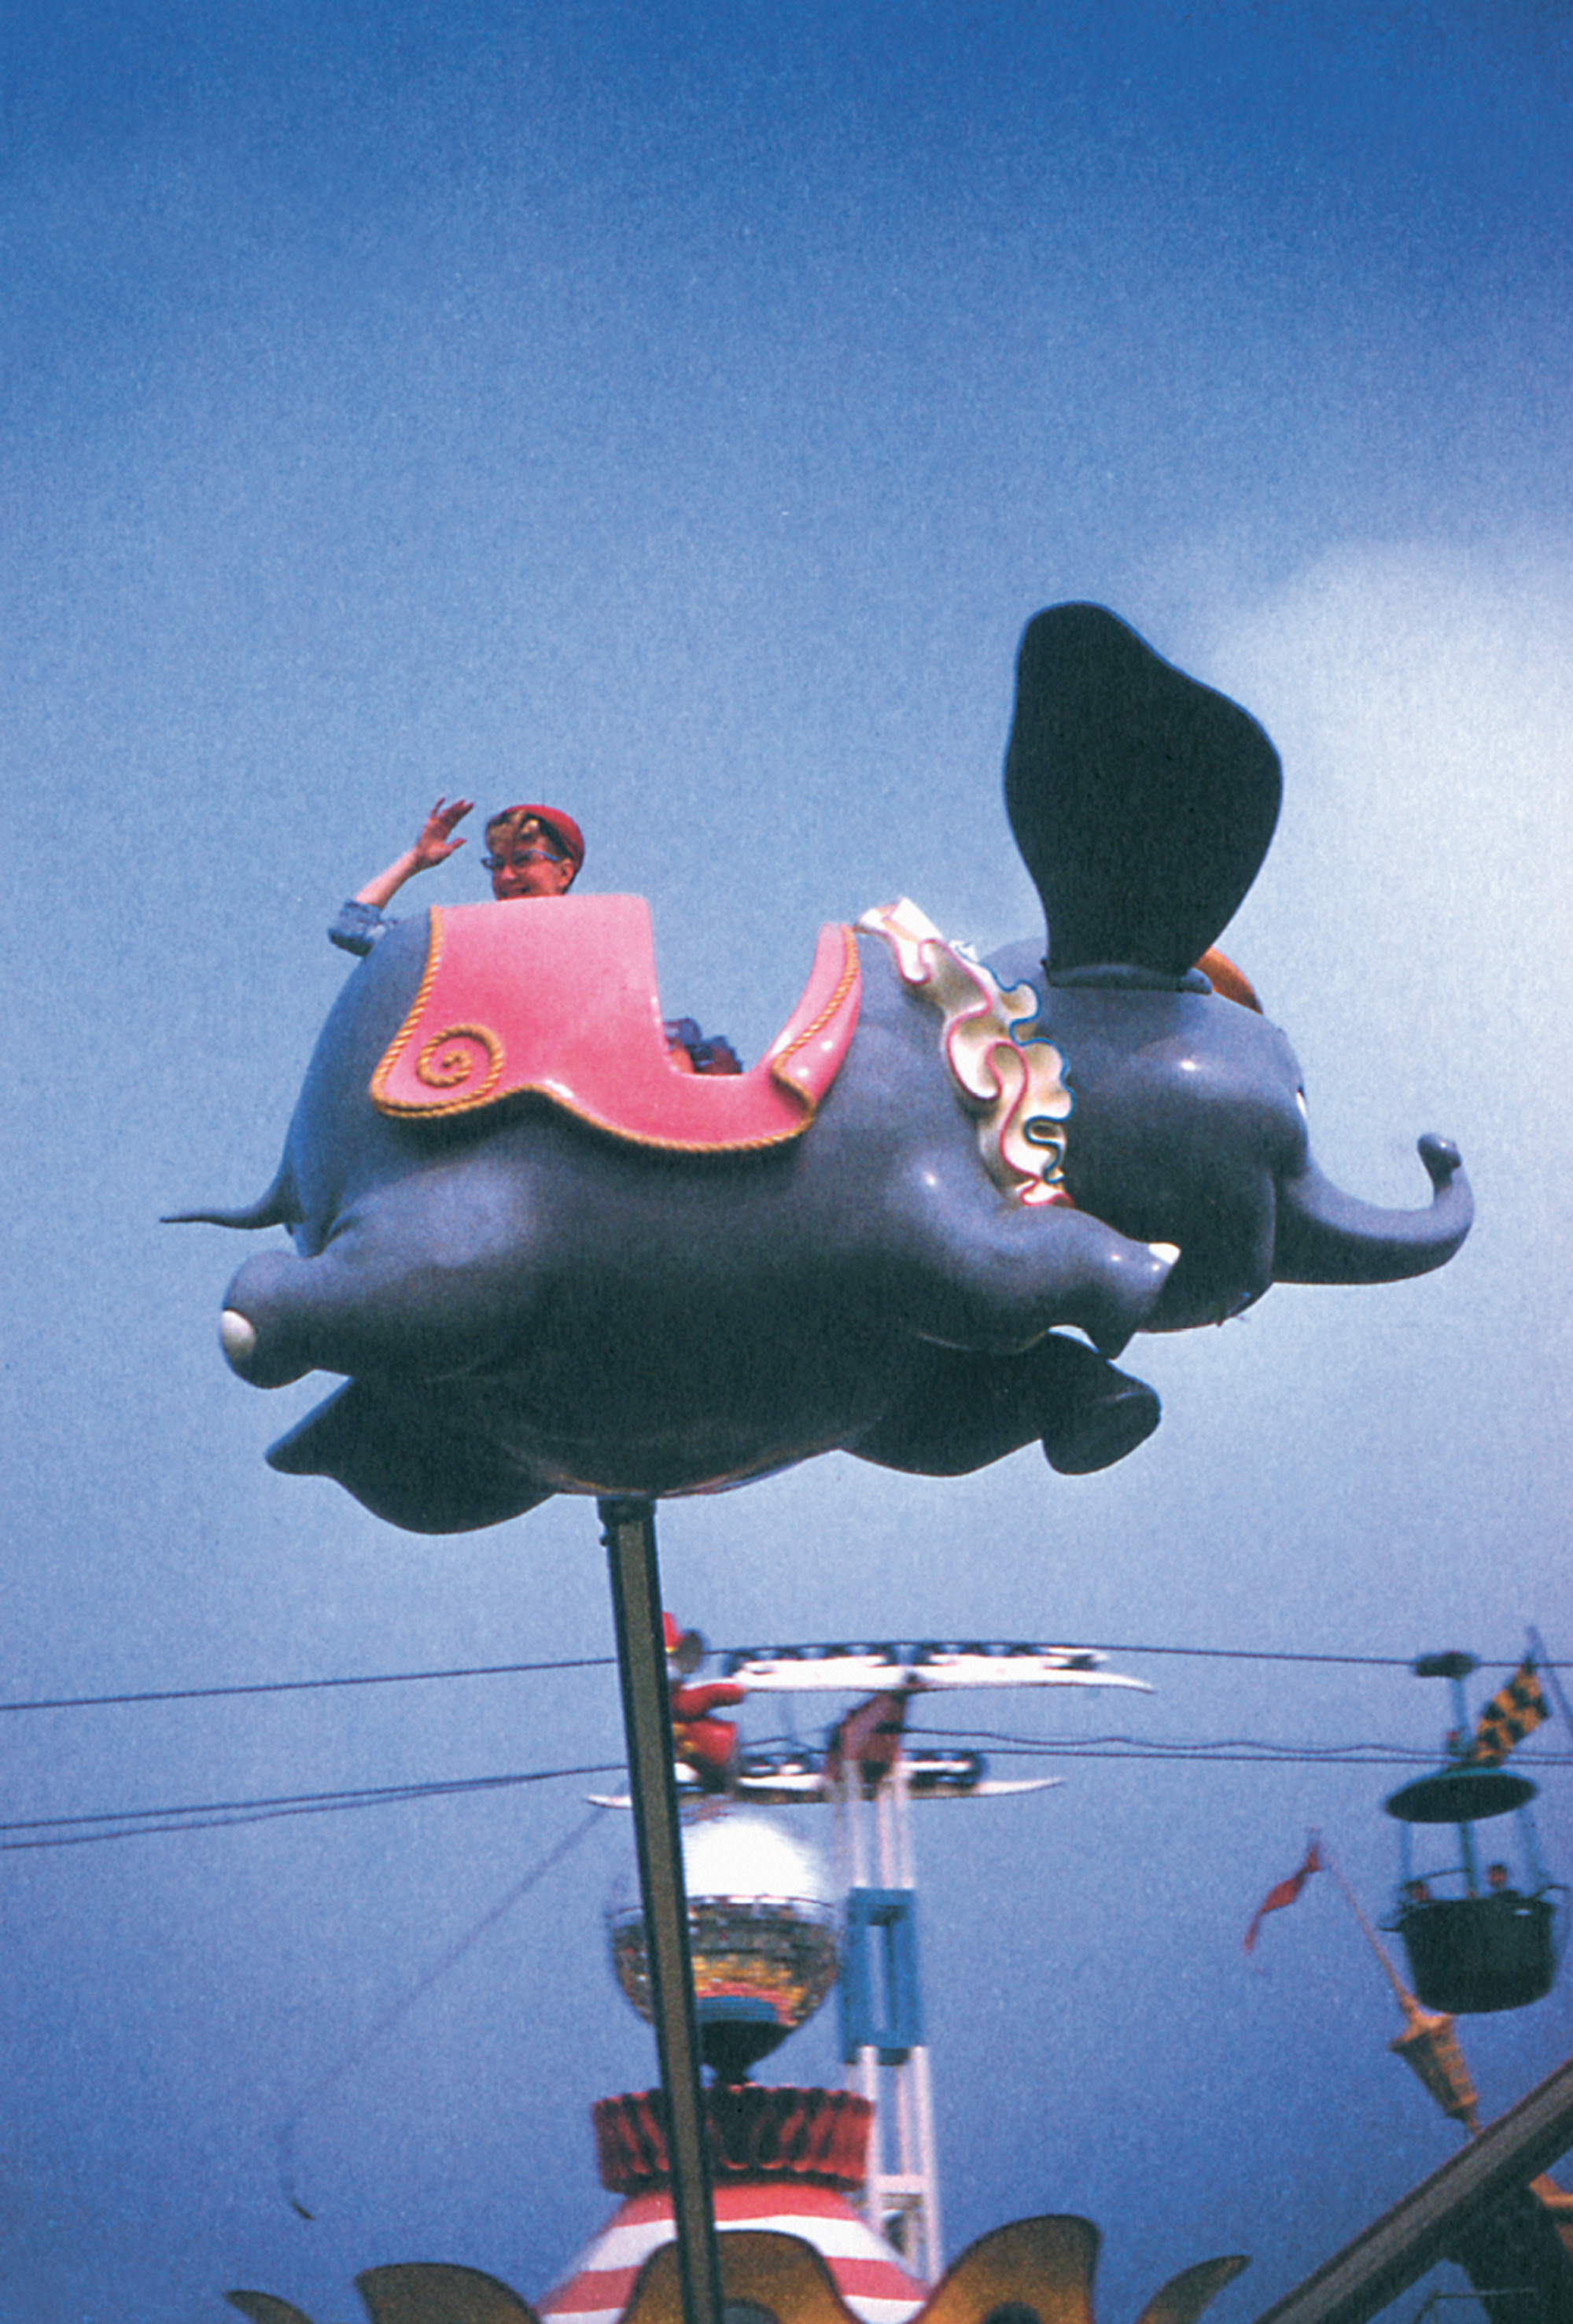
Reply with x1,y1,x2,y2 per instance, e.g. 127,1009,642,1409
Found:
1004,603,1282,978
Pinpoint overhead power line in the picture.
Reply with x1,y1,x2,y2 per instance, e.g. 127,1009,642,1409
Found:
917,1724,1573,1769
0,1641,1557,1721
977,1735,1573,1768
0,1654,618,1718
13,1721,1571,1854
278,1805,604,2222
1068,1642,1486,1667
0,1764,622,1850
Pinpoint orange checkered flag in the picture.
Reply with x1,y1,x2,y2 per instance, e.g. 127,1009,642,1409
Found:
1468,1658,1548,1766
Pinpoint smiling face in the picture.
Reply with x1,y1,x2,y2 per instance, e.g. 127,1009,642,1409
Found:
484,815,578,899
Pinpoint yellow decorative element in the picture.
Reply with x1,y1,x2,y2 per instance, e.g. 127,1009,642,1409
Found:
357,2264,542,2324
922,2218,1097,2324
369,906,451,1112
859,899,1073,1208
764,923,863,1094
414,1024,505,1099
624,2234,853,2324
1130,2256,1251,2324
241,2217,1247,2324
618,2219,1247,2324
923,2220,1247,2324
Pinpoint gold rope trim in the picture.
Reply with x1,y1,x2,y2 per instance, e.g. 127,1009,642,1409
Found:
371,913,860,1149
414,1024,506,1102
767,923,862,1106
369,907,455,1111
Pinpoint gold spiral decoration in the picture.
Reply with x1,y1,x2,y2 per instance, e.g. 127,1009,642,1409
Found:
414,1024,505,1101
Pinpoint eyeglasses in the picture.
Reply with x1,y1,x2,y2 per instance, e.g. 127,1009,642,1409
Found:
484,847,566,872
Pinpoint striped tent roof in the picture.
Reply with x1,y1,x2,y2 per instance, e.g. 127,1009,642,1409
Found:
537,2088,926,2324
538,2180,928,2324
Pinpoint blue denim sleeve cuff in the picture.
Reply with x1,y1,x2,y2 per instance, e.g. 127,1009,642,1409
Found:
329,900,389,955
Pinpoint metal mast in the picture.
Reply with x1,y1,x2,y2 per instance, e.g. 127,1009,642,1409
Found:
721,1638,1152,2284
832,1695,943,2277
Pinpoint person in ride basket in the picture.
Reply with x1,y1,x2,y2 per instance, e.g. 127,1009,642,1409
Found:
330,798,583,954
329,799,740,1075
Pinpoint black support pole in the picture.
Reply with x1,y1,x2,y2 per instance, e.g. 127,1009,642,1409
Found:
1251,2046,1573,2324
599,1497,723,2324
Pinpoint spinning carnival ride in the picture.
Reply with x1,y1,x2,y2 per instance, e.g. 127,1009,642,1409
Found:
592,1636,1148,2287
1385,1651,1566,2017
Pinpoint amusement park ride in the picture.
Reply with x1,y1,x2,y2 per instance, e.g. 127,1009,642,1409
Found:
1384,1651,1564,2018
596,1635,1150,2285
176,603,1573,2324
222,1626,1573,2324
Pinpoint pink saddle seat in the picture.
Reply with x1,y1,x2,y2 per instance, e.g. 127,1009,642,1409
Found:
370,895,861,1153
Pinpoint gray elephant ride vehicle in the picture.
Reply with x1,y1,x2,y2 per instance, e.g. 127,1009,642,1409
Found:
174,604,1472,1533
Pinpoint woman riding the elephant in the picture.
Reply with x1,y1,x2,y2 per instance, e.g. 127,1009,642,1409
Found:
329,800,740,1074
330,798,583,954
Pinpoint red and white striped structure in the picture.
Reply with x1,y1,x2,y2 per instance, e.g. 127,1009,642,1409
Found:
537,2086,928,2324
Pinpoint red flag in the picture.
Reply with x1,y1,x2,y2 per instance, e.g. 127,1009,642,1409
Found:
1243,1839,1321,1953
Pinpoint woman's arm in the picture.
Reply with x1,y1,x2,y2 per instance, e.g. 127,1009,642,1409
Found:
353,796,474,909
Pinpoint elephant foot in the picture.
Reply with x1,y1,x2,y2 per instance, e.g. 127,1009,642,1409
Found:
1033,1336,1161,1474
267,1379,556,1533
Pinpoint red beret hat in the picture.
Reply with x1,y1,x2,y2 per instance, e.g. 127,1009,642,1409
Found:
488,803,585,872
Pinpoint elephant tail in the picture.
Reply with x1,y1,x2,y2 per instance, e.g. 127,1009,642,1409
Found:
162,1158,301,1232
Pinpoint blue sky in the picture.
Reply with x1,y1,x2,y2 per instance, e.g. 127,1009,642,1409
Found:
2,2,1571,2318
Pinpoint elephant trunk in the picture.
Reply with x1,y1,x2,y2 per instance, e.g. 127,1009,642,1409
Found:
1273,1133,1472,1285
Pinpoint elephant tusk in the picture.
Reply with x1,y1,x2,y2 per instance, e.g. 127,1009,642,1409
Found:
220,1310,259,1370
